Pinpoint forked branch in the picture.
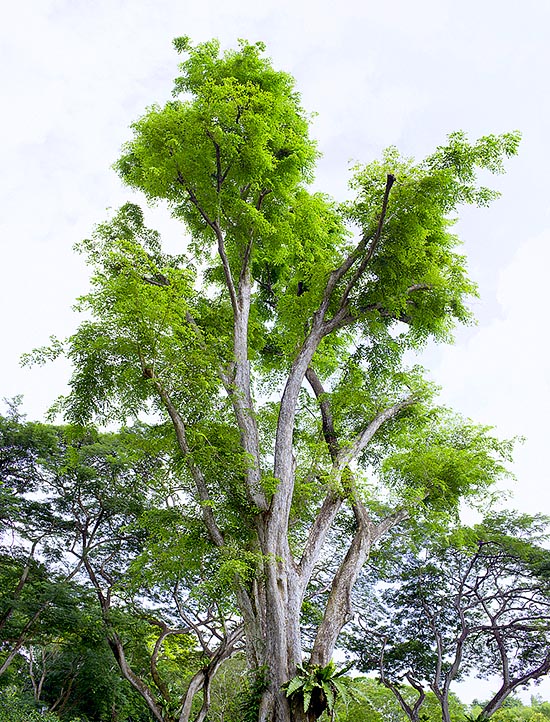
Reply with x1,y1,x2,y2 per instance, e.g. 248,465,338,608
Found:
336,394,416,469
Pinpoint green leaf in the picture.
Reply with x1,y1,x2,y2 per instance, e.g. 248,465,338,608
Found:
322,680,336,711
302,687,313,714
282,676,304,698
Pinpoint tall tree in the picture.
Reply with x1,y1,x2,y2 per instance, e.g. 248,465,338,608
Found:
27,38,520,722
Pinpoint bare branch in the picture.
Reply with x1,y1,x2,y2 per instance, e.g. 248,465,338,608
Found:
305,367,340,460
297,368,344,583
269,176,400,493
183,310,267,511
298,489,343,586
179,177,239,315
142,273,171,287
407,283,431,293
309,507,374,666
178,625,244,722
379,638,426,722
372,506,409,542
107,630,165,722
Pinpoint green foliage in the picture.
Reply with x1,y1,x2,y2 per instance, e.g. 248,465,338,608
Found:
0,409,207,720
282,661,357,719
0,687,82,721
469,695,550,721
18,36,524,722
25,202,214,425
235,666,268,722
380,411,515,513
118,38,318,243
35,38,520,426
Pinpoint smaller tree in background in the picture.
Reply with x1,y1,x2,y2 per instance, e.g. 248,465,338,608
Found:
0,408,246,722
472,695,550,721
346,513,550,722
333,676,467,722
0,404,86,678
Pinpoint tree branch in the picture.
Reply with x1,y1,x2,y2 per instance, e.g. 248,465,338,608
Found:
150,378,225,548
149,620,190,703
337,173,395,312
298,368,344,584
270,174,399,522
379,638,426,722
336,394,416,470
178,625,243,722
305,367,340,460
181,178,239,315
183,310,267,512
298,489,343,587
0,561,31,634
309,506,374,666
107,630,165,722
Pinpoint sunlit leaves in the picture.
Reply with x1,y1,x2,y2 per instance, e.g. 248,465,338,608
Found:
380,412,514,513
117,39,318,256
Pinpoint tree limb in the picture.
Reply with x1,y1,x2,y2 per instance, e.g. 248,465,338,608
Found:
148,378,225,547
178,625,243,722
107,629,165,722
336,394,416,470
337,173,395,312
305,367,340,460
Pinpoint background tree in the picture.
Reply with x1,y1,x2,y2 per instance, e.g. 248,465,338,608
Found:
334,677,467,722
347,513,550,721
1,409,243,722
470,695,550,722
20,587,144,720
0,405,85,677
27,38,520,722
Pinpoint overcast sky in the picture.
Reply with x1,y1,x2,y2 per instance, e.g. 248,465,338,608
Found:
2,0,550,703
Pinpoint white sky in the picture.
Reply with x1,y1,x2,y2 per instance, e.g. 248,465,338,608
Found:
2,0,550,705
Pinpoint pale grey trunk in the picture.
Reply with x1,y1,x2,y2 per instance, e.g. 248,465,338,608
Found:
310,520,373,666
210,180,402,722
230,278,267,512
258,536,302,722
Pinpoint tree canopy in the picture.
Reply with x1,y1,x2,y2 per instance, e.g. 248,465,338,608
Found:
16,37,529,722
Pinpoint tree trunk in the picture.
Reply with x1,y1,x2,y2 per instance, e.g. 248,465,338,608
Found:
258,562,299,722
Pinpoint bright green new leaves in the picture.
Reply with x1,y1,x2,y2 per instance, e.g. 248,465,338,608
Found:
114,39,522,366
115,39,350,374
379,411,515,513
36,106,518,540
79,39,521,407
25,39,521,529
345,130,520,346
116,39,317,256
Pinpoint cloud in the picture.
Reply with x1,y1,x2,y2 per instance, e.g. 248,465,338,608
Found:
429,230,550,513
